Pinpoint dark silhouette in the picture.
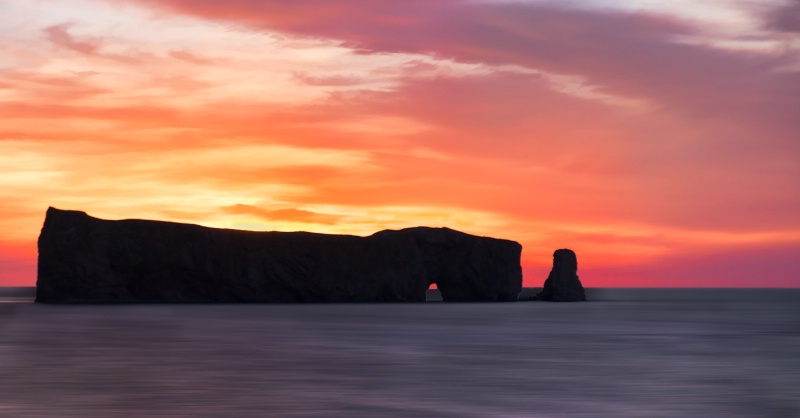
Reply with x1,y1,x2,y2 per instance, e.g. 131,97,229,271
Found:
36,207,522,303
531,249,586,301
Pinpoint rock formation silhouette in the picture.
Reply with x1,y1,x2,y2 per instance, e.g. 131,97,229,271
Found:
36,207,522,303
531,249,586,301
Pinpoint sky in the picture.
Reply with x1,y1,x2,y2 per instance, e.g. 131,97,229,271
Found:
1,0,798,287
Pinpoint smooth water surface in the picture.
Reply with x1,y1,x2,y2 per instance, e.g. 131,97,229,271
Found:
1,291,799,417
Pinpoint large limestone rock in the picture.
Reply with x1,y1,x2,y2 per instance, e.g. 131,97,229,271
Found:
36,207,522,303
532,249,586,301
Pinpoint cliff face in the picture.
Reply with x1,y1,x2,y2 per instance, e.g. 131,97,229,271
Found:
36,207,522,303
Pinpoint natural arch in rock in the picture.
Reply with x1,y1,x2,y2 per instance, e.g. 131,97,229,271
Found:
37,208,523,303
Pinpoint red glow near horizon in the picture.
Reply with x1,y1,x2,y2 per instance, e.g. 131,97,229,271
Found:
1,0,798,287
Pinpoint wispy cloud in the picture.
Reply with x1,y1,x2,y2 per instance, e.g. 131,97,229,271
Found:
44,23,99,55
222,204,343,225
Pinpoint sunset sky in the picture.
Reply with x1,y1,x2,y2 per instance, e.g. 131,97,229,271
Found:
1,0,798,287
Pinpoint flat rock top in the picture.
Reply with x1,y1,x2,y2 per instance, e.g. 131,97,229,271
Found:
37,207,523,303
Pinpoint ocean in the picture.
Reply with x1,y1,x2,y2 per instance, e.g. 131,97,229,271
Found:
1,288,798,417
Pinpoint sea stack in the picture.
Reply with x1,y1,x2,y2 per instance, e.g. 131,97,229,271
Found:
532,249,586,301
36,207,523,303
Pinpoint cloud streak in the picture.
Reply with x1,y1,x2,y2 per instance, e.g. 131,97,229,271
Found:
222,204,343,225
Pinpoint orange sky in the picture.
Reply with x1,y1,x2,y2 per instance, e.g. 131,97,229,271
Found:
1,0,799,287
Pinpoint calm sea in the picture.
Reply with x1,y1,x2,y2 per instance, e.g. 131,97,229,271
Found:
1,288,798,417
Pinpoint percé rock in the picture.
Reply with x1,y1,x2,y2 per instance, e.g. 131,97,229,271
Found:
36,207,522,303
531,249,586,302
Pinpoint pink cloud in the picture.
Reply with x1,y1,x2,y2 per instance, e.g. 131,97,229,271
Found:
130,1,799,134
168,49,218,65
0,70,108,102
126,1,800,162
44,23,100,55
292,71,365,87
768,0,800,33
43,23,147,63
